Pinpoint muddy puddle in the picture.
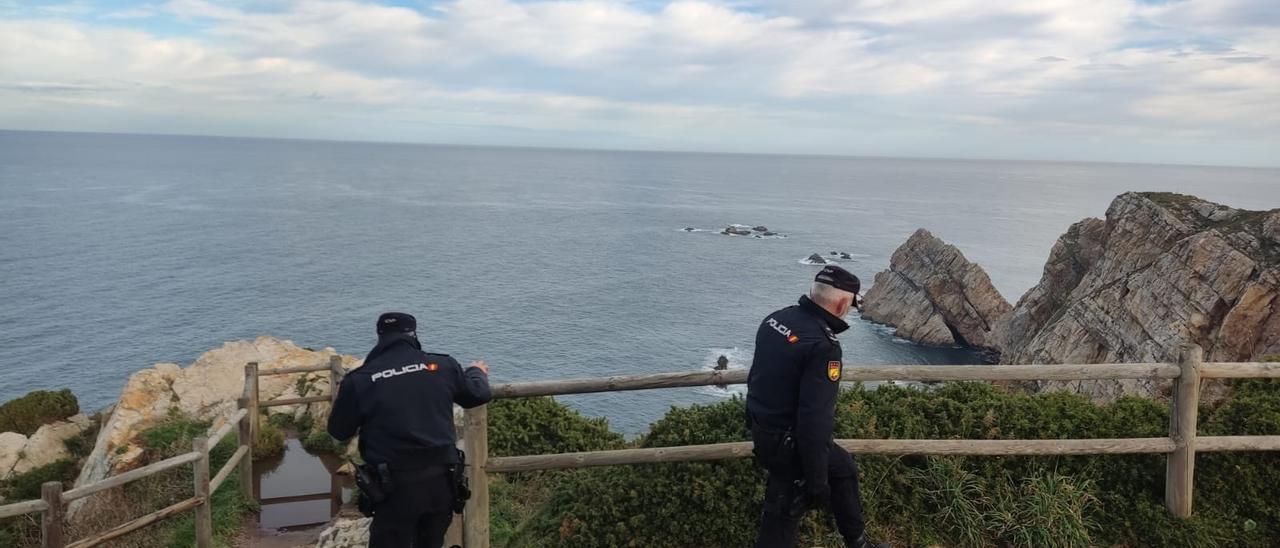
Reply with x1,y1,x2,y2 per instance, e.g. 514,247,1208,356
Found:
253,437,354,530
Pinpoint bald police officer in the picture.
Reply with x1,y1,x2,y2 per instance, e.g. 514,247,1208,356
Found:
746,266,888,548
328,312,491,548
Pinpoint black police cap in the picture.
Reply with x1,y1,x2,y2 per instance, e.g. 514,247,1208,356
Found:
376,312,417,334
815,265,861,295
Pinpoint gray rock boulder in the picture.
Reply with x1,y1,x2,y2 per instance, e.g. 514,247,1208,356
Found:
316,516,372,548
806,253,828,265
0,432,26,479
862,229,1011,349
9,415,90,477
0,415,91,481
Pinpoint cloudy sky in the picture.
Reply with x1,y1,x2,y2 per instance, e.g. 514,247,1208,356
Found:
1,0,1278,166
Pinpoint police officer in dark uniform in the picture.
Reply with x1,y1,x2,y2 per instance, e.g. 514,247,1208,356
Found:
746,266,888,548
328,312,492,548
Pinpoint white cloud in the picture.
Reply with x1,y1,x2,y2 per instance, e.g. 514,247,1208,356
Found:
0,0,1277,165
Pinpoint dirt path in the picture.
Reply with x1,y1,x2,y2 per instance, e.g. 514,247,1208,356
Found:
234,517,326,548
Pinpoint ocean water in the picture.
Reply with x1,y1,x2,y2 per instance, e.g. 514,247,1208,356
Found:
2,130,1278,435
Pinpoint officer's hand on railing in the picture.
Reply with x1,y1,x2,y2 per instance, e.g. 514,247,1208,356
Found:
469,360,490,375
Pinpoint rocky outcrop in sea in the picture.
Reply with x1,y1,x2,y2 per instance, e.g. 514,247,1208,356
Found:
862,192,1280,400
861,229,1011,350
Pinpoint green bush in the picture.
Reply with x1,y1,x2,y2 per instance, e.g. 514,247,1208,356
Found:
484,397,629,546
267,411,297,430
506,381,1280,548
512,398,766,547
302,428,344,454
0,389,79,436
137,412,213,460
62,417,100,460
0,458,80,545
488,397,625,458
253,418,286,460
0,459,79,501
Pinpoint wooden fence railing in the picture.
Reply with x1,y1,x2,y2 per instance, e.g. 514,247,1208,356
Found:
0,404,253,548
7,345,1277,547
0,355,345,548
457,344,1280,548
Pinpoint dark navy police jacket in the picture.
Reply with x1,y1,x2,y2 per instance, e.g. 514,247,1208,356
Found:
746,295,849,488
328,334,491,466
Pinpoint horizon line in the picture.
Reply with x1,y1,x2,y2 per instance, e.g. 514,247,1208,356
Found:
3,127,1278,171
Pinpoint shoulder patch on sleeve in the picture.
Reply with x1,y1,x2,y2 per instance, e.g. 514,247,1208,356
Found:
827,361,842,382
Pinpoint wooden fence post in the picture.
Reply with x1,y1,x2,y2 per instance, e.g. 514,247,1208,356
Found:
41,481,64,548
245,362,260,442
329,355,343,407
237,397,254,498
463,405,490,548
193,435,213,548
1166,343,1203,518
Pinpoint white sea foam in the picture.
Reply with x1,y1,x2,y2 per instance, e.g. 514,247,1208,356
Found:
693,346,751,398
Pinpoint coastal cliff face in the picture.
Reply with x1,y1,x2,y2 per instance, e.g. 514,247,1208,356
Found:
862,192,1280,401
861,228,1011,350
997,192,1280,399
71,337,360,507
0,414,91,483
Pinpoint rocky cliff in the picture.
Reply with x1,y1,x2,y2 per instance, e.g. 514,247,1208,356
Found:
997,192,1280,400
862,192,1280,401
0,414,91,483
70,336,360,515
861,229,1011,350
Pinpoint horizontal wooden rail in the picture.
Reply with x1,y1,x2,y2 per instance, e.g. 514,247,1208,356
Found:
486,442,753,473
259,492,335,506
492,369,749,398
835,438,1176,455
1196,435,1280,451
257,364,332,376
209,445,249,493
484,437,1179,473
1199,362,1280,378
65,496,203,548
840,363,1178,382
261,395,331,408
490,363,1182,399
0,498,49,520
206,408,249,450
62,451,202,502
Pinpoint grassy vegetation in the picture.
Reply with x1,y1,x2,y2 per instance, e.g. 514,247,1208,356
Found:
302,429,344,454
65,411,258,548
2,409,259,548
484,397,626,547
0,389,78,436
266,407,347,456
0,459,80,502
488,381,1280,548
253,418,286,460
0,391,92,546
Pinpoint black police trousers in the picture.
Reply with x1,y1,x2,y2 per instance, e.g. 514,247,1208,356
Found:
753,430,866,548
369,467,455,548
